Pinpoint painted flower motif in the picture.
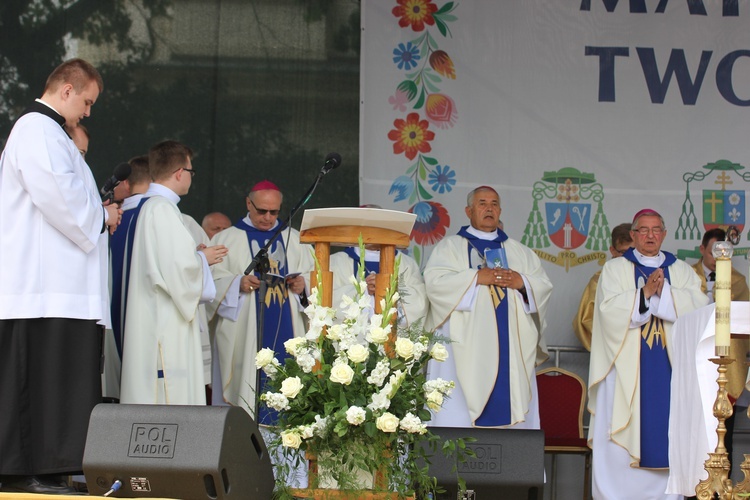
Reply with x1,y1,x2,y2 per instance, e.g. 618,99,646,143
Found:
429,50,456,79
428,164,456,194
392,0,438,32
388,89,409,112
409,201,450,246
393,42,421,70
424,93,457,129
387,112,435,160
389,175,414,202
729,192,741,206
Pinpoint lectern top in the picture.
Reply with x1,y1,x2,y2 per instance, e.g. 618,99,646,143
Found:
300,207,416,236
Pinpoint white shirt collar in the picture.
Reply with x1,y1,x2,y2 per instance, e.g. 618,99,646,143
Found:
242,214,278,231
122,193,146,211
349,247,381,261
466,225,499,241
35,98,62,117
144,183,180,205
633,248,665,268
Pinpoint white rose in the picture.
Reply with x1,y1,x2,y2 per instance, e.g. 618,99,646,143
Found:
346,406,367,426
280,376,303,399
347,344,369,364
426,389,444,411
330,364,355,385
281,430,302,449
327,323,345,341
395,338,415,360
430,343,449,362
376,412,400,433
255,348,276,369
284,337,307,356
369,326,389,344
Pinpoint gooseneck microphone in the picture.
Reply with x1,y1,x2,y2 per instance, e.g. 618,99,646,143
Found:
100,163,132,201
320,152,342,175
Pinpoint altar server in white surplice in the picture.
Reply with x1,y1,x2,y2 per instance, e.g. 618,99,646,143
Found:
424,186,552,429
0,59,123,495
587,208,708,500
120,140,227,405
207,181,314,420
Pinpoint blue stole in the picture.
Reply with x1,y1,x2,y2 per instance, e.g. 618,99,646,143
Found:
235,220,295,424
623,248,675,468
456,226,512,427
109,197,149,361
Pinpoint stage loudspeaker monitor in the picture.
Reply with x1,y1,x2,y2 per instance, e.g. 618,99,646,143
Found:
83,404,274,499
420,427,544,500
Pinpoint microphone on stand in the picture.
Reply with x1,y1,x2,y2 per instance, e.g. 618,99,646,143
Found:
320,152,342,175
100,163,132,202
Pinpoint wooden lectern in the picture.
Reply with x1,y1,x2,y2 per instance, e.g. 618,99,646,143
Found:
298,207,416,311
291,207,417,500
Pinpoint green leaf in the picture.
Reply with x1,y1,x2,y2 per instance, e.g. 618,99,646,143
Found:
422,155,438,165
397,80,418,102
408,189,417,205
424,69,442,83
364,422,377,437
436,1,455,14
435,18,448,37
413,246,421,266
441,14,458,22
418,162,427,180
414,89,426,109
418,182,433,200
425,79,440,93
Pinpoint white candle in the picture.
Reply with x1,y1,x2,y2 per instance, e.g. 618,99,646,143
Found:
714,257,731,351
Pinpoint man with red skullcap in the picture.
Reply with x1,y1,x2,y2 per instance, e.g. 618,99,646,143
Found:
587,209,707,500
206,181,314,420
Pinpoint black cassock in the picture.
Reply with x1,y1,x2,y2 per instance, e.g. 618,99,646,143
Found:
0,318,102,475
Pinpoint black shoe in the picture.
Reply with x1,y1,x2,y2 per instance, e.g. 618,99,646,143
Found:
0,475,78,495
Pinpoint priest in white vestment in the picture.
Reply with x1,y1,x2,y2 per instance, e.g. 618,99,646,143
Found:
207,181,314,420
120,141,227,405
424,186,552,429
587,209,708,500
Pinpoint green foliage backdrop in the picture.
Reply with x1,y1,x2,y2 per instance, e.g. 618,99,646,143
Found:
0,0,361,226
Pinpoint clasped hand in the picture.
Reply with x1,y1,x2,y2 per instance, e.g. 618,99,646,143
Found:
477,267,522,289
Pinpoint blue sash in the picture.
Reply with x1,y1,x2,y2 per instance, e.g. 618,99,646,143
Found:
343,247,379,275
623,248,675,468
109,197,149,360
235,220,296,424
456,226,512,427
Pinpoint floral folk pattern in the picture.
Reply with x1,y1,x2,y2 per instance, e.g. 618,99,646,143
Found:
387,0,459,266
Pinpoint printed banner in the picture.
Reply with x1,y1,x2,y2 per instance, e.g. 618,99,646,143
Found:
360,0,750,346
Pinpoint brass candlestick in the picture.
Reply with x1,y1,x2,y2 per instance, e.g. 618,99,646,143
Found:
696,356,735,500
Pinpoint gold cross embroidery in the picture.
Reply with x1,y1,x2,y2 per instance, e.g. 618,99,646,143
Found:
489,284,506,309
642,317,667,349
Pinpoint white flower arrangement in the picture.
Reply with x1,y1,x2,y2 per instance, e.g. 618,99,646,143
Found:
256,240,455,498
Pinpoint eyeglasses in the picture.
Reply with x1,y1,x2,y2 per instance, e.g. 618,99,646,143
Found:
633,227,664,236
173,167,196,177
249,198,280,216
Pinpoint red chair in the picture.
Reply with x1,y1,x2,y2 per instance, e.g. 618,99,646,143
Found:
536,367,592,500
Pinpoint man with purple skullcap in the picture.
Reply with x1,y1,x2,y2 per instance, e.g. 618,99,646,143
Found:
587,208,707,499
206,180,314,420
